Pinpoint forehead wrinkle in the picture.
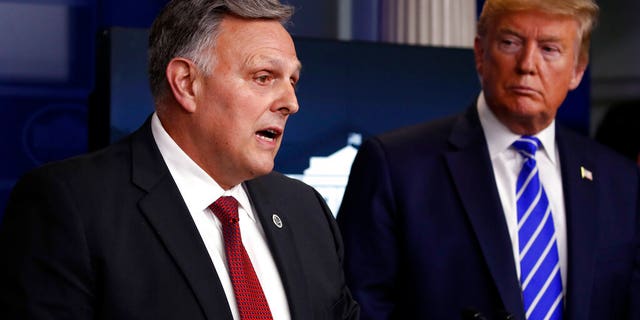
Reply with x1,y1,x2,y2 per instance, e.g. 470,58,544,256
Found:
246,53,301,73
498,27,523,38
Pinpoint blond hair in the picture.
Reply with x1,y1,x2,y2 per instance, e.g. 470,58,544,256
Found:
477,0,599,65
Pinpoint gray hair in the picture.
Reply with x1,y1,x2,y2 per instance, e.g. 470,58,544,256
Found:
148,0,294,102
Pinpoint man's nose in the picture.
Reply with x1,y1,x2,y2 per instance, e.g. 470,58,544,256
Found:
273,81,299,115
516,43,537,75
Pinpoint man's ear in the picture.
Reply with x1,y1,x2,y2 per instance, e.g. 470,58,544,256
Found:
166,57,199,113
568,59,588,91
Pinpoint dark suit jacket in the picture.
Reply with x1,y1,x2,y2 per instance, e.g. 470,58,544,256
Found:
0,119,359,319
337,105,640,320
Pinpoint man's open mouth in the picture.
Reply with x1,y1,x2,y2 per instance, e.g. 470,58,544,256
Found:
256,128,281,141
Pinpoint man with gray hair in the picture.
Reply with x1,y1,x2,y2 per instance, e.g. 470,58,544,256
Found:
0,1,359,319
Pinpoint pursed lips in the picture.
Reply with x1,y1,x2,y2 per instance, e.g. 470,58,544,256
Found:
508,84,539,96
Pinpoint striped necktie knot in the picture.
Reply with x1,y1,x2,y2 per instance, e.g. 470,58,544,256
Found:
513,136,541,160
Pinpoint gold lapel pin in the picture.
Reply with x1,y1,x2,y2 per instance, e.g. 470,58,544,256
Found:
580,166,593,181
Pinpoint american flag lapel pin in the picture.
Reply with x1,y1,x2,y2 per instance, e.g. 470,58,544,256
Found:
580,166,593,181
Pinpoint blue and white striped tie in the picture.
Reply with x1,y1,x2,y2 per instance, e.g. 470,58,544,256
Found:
513,136,563,320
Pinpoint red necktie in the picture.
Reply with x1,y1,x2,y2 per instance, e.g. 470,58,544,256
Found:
210,196,273,319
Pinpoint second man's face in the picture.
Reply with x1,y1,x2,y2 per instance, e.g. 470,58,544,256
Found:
474,10,586,135
192,16,301,189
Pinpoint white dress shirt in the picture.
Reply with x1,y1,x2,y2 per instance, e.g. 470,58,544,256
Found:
477,93,568,291
151,113,291,320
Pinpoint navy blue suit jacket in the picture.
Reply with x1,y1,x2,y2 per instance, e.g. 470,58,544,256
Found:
337,105,640,319
0,119,359,319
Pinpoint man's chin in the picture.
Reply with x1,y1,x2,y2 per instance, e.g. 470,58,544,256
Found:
247,161,275,179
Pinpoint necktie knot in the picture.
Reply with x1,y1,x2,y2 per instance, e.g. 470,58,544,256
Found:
513,136,541,159
210,196,239,225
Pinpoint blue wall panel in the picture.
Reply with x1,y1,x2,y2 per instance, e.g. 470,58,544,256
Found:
0,95,88,211
0,1,96,216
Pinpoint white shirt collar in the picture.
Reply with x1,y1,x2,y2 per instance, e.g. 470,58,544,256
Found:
150,112,256,221
477,91,557,164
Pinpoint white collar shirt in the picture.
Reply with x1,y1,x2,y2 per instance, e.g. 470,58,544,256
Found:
150,113,291,320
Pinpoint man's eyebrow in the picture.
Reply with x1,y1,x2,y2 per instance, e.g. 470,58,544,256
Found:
497,27,523,38
247,55,302,73
537,35,565,43
294,60,302,73
497,27,564,43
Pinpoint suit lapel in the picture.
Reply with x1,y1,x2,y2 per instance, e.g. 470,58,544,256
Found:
244,176,312,320
130,120,233,320
556,127,598,320
444,106,526,319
